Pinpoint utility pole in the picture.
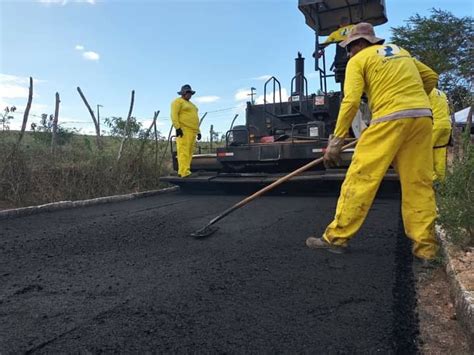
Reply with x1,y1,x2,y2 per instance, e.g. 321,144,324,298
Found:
97,104,103,133
249,87,256,105
210,124,214,150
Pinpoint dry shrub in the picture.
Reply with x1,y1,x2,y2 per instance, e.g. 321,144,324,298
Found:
0,135,172,208
0,149,32,205
436,133,473,248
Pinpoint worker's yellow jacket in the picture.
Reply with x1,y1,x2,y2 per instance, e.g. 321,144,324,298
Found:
323,24,355,45
171,97,200,132
429,89,451,130
334,44,438,137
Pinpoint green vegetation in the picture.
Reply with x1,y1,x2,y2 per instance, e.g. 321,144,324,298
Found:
391,8,473,111
103,116,143,138
0,130,175,208
436,132,473,248
391,8,473,248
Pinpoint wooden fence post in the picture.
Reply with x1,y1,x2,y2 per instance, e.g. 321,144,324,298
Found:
51,92,60,154
117,90,135,162
136,110,160,162
77,87,102,150
1,77,33,177
16,77,33,146
153,118,159,170
210,124,214,151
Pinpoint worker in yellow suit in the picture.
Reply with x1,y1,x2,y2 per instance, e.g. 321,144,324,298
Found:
171,84,201,177
306,23,440,261
429,88,452,182
315,17,355,83
317,16,355,53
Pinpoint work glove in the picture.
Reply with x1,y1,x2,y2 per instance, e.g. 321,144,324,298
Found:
176,128,183,137
197,133,202,141
323,134,345,168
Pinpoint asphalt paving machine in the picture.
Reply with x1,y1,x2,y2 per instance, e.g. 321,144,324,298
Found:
162,0,393,191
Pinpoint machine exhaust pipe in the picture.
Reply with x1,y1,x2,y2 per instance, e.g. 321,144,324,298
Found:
294,52,305,97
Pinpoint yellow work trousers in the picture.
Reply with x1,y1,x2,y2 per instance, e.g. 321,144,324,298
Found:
323,117,438,260
176,128,197,177
432,127,451,182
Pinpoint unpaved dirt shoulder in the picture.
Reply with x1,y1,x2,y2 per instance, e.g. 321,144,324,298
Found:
416,267,471,353
416,228,474,353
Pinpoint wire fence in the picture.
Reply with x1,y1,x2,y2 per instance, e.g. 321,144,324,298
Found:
2,104,246,139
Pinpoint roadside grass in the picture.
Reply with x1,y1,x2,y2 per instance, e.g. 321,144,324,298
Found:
0,131,175,208
436,132,473,249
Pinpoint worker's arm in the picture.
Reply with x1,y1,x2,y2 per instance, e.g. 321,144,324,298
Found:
414,59,438,95
170,99,182,129
333,59,364,137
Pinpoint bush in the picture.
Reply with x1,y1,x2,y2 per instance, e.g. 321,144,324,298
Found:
0,132,173,207
32,126,76,146
436,133,473,248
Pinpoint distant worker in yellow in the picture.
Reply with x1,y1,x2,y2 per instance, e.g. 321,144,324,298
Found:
306,23,440,261
171,84,201,178
316,16,355,83
429,88,452,182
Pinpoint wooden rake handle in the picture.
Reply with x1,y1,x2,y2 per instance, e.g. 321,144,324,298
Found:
207,140,358,226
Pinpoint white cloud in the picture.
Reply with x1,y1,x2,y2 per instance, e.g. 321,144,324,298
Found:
0,73,46,85
252,75,272,81
0,84,30,99
255,88,289,104
0,74,43,100
76,45,101,61
38,0,96,6
194,96,220,104
0,73,29,85
234,88,252,101
82,51,100,61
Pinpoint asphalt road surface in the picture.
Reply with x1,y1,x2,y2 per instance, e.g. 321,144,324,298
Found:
0,191,417,353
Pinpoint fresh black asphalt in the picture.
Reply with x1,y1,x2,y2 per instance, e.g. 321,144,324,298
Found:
0,191,418,353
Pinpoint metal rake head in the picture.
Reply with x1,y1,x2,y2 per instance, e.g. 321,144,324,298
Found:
190,224,219,238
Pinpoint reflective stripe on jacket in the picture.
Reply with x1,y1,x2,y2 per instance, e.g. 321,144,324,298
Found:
370,108,432,125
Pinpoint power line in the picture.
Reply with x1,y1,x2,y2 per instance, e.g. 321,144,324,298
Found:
206,105,242,113
5,104,245,126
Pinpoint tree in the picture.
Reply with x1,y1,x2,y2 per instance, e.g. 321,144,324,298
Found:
104,116,142,138
1,106,15,131
32,114,76,146
211,129,220,143
391,8,473,111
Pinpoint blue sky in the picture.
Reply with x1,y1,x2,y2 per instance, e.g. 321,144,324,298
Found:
1,0,472,138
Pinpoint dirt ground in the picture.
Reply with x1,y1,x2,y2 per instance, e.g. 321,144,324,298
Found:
416,265,471,353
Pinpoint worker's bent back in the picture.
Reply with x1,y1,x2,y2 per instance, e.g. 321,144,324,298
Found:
346,44,437,121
